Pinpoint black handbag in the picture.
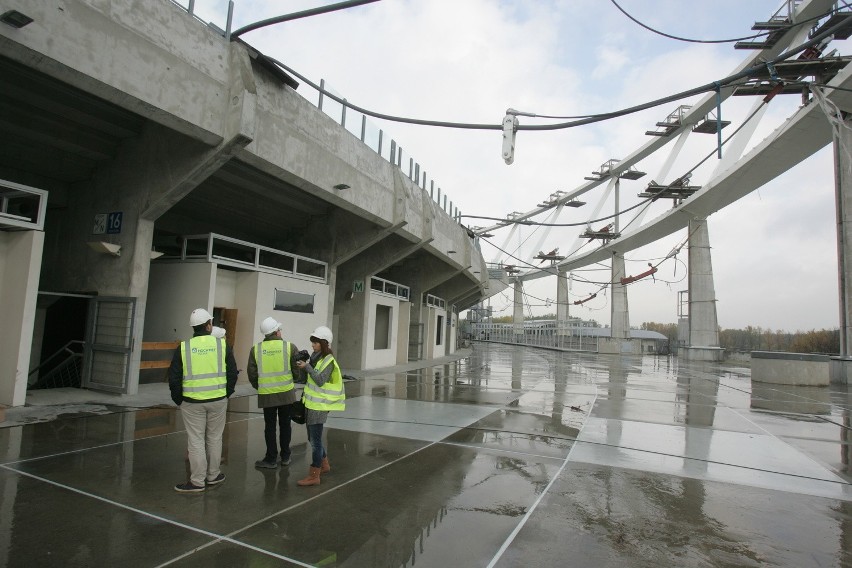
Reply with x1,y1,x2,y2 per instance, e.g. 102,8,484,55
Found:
291,398,306,424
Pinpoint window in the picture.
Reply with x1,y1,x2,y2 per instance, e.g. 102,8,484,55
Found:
436,315,444,345
274,289,315,313
374,304,391,350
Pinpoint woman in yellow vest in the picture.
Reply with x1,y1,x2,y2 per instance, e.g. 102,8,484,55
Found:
294,325,345,486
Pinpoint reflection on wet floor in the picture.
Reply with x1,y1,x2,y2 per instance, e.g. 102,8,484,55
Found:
0,343,850,567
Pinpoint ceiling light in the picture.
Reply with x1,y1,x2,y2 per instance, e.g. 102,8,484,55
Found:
1,10,33,28
333,183,350,190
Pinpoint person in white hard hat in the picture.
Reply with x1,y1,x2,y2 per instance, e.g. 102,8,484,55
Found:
247,316,304,469
168,308,238,493
294,325,345,487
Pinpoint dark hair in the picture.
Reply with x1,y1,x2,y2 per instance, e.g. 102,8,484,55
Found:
192,323,209,334
310,336,333,357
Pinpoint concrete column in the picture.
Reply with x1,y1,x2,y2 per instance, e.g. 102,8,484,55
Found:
512,279,524,342
683,218,724,362
832,123,852,383
610,253,629,339
556,268,569,348
0,230,44,406
836,125,852,356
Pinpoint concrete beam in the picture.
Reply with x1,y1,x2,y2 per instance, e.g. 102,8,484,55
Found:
143,43,257,219
331,221,407,268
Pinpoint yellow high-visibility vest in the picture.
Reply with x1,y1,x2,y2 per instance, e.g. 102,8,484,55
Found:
303,355,345,411
254,340,294,395
180,335,226,400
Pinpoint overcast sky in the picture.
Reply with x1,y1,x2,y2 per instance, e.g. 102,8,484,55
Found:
194,0,846,332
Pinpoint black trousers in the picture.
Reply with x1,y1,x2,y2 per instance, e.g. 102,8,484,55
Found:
262,404,292,461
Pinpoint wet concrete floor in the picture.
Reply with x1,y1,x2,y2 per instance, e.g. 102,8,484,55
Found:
0,342,850,567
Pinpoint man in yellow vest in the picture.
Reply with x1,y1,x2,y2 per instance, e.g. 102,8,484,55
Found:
168,308,238,493
247,317,303,469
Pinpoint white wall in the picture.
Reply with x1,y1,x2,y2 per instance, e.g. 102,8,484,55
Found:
420,306,447,360
144,262,215,341
214,268,237,307
364,293,401,369
0,230,44,406
396,300,410,364
233,271,329,364
144,262,330,376
434,307,447,356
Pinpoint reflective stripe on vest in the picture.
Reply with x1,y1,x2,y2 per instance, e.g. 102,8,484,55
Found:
303,355,345,411
254,340,294,395
180,335,227,400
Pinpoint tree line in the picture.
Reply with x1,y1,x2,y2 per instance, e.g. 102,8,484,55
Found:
482,315,840,354
641,322,840,355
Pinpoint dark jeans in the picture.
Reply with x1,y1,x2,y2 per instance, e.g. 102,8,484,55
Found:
262,405,292,461
306,423,326,468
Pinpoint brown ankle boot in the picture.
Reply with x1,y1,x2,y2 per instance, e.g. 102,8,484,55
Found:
297,466,321,486
321,457,330,474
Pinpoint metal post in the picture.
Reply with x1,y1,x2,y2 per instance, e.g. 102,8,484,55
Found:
188,0,196,14
614,177,620,233
389,140,396,165
378,130,383,155
409,157,413,179
414,163,420,185
341,98,347,128
318,79,325,111
225,1,234,39
430,181,434,199
360,115,366,142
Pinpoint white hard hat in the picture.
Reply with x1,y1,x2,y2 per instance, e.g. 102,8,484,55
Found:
260,317,282,336
189,308,213,327
311,325,333,344
211,326,226,339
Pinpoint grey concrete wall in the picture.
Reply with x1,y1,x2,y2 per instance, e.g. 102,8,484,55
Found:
556,269,569,341
335,284,368,369
0,1,233,144
144,262,215,342
598,338,641,355
687,220,720,348
751,352,830,386
610,254,629,340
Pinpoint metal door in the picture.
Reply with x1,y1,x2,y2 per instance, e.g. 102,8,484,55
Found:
83,296,136,393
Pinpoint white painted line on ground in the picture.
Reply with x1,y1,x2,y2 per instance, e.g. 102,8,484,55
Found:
0,464,312,567
485,388,599,568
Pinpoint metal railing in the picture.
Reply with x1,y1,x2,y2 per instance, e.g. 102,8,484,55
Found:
370,276,410,301
423,294,447,309
28,340,85,389
164,233,328,283
315,80,461,223
468,322,601,352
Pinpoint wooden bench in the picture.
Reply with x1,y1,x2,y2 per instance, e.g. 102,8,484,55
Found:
140,341,179,382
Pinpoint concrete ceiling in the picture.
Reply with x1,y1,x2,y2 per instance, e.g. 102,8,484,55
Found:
0,55,372,254
0,54,444,276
